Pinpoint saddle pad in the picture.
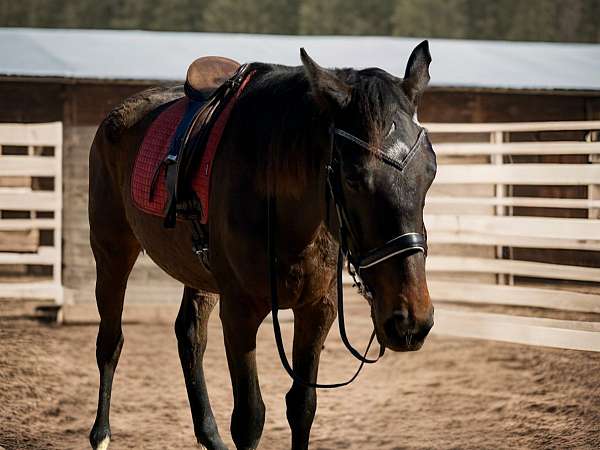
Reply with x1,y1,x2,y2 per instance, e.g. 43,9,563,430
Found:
131,72,251,224
132,98,191,219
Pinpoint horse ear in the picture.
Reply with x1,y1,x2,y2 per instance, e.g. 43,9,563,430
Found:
402,40,431,105
300,48,351,111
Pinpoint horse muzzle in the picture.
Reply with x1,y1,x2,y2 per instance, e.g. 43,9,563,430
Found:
380,305,434,352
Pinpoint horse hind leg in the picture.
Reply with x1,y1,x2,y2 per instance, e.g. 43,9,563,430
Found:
88,138,141,449
88,227,140,450
175,287,227,449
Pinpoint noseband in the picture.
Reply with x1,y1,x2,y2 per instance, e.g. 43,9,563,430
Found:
268,124,428,389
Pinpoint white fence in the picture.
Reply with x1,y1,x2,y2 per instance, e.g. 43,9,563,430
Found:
424,120,600,351
0,122,63,304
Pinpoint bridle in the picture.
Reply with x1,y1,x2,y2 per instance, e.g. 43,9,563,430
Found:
268,123,429,388
329,126,429,286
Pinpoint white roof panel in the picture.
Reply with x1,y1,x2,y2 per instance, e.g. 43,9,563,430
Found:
1,27,599,91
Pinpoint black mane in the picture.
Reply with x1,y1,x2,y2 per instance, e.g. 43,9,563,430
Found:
237,62,409,196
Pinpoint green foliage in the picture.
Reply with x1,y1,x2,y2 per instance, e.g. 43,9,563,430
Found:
299,0,393,35
202,0,299,34
391,0,468,39
0,0,598,42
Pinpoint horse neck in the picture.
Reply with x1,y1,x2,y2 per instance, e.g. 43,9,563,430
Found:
272,156,333,257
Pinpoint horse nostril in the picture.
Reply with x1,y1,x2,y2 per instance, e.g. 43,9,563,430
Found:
391,309,409,328
392,309,406,320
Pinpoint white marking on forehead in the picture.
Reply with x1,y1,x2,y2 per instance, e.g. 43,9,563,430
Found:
413,111,421,126
386,138,411,161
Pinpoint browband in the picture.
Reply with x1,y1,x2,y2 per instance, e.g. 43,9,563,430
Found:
333,127,426,172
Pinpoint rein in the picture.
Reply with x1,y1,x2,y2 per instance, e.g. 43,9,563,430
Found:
268,124,428,388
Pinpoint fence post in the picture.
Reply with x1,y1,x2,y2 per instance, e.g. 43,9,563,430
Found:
490,130,512,285
588,130,599,220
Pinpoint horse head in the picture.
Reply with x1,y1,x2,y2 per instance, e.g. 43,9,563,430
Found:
301,41,437,352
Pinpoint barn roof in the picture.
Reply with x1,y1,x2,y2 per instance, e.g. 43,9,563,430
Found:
1,27,599,92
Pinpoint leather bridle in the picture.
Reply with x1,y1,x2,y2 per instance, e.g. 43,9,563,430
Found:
328,126,428,281
268,124,429,388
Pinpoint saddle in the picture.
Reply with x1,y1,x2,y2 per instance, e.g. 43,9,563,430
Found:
185,56,241,101
158,56,249,228
143,56,253,267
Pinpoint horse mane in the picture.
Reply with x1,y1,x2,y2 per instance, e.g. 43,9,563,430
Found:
239,63,400,197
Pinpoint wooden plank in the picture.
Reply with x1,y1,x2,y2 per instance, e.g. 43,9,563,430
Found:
427,256,600,282
429,230,600,251
425,120,600,133
53,123,63,304
429,281,600,313
0,218,57,230
432,309,600,352
425,214,600,241
0,246,57,265
426,196,600,209
0,281,62,300
434,141,600,156
0,156,57,176
0,188,59,210
0,230,38,252
434,164,600,185
0,122,62,146
588,132,600,220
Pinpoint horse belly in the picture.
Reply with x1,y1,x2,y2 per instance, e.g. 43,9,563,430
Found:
122,190,219,293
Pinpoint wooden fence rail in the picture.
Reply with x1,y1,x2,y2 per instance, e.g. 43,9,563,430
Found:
0,122,63,304
423,120,600,351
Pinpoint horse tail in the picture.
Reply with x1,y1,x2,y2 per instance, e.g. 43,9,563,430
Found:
104,85,185,143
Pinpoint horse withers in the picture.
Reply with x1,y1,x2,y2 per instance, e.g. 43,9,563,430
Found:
88,41,436,450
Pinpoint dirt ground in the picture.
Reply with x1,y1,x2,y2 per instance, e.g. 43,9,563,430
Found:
1,295,599,450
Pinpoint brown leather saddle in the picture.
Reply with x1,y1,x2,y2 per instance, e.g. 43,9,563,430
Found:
184,56,241,101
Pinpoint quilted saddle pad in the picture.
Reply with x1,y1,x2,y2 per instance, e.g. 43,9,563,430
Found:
131,72,252,224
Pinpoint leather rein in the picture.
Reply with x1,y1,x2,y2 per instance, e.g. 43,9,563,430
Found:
268,124,428,388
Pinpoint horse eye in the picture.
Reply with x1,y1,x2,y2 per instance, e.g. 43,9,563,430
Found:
345,175,361,191
386,121,396,138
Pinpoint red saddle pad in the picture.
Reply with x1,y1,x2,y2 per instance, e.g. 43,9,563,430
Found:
132,73,251,224
132,98,189,219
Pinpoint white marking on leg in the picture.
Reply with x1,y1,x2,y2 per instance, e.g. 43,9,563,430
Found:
96,436,110,450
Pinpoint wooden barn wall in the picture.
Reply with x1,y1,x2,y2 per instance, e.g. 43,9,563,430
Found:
1,80,599,304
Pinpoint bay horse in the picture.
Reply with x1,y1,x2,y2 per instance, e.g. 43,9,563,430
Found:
88,41,436,450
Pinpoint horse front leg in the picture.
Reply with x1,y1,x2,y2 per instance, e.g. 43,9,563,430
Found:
220,298,269,450
175,287,227,450
286,295,336,450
